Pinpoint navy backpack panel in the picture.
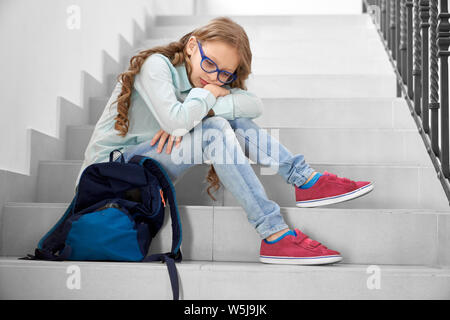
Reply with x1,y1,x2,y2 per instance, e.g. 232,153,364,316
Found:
22,149,183,300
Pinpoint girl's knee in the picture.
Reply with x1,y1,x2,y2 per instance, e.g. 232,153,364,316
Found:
234,117,253,125
202,116,239,146
228,117,257,130
203,116,234,133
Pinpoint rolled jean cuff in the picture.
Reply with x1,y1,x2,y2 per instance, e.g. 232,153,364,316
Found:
258,222,290,240
292,166,315,188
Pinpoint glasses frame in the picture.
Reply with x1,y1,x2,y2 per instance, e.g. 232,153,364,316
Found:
197,40,237,85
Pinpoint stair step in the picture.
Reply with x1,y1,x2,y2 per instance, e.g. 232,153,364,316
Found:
154,14,375,28
246,74,397,98
224,163,449,210
141,16,391,76
0,204,213,261
36,161,449,209
250,56,393,75
135,41,392,75
89,97,416,130
106,73,397,100
2,202,449,266
147,25,381,42
67,125,427,165
254,98,416,129
138,37,388,62
139,36,387,56
1,257,449,299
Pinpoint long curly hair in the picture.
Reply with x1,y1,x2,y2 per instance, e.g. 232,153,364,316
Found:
109,17,252,201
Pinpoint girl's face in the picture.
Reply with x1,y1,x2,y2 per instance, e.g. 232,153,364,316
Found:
186,36,240,88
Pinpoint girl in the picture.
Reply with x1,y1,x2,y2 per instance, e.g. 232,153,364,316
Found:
75,17,374,265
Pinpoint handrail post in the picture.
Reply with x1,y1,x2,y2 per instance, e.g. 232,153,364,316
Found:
406,0,414,99
386,0,391,45
396,0,402,96
430,0,440,157
382,0,387,39
420,0,430,133
413,0,422,116
400,0,408,82
390,0,396,59
437,0,450,178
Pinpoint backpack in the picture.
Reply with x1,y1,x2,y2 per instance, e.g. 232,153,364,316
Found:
21,149,183,300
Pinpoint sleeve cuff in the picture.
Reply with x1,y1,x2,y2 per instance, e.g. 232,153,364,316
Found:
212,94,234,120
186,87,217,109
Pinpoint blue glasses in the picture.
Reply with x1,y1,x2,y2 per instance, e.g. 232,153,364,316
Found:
197,40,237,84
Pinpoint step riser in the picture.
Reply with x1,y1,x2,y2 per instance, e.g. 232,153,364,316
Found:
246,75,397,98
89,97,416,130
108,61,394,83
251,58,392,75
67,126,426,165
106,74,397,100
138,38,388,59
1,260,449,299
211,208,445,266
225,164,448,210
255,98,416,129
0,205,213,262
155,15,375,27
2,204,449,266
36,162,448,210
147,27,381,42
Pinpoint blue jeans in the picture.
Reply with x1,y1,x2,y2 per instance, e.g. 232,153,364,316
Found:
115,116,315,239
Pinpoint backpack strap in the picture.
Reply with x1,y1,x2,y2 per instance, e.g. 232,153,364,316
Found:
128,155,182,255
143,252,181,300
129,155,183,300
20,193,78,261
110,149,125,163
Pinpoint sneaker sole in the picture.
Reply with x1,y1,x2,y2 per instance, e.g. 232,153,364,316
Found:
260,255,343,265
296,182,374,208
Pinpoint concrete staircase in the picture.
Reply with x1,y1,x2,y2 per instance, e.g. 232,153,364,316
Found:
1,14,450,299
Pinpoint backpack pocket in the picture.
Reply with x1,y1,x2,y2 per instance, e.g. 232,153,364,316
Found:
65,206,150,261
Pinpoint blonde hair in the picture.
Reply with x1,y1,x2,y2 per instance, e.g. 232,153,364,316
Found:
109,17,252,201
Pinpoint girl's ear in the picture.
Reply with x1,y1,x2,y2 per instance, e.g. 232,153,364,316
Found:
186,36,197,56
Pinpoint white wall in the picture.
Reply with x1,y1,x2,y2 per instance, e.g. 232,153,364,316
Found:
153,0,195,15
0,0,153,175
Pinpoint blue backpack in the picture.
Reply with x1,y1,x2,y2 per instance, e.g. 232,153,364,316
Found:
22,149,183,300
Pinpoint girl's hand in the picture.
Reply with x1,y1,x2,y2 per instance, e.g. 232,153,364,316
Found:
151,129,182,154
203,84,231,98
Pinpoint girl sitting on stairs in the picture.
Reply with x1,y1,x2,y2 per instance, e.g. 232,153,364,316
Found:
75,17,374,265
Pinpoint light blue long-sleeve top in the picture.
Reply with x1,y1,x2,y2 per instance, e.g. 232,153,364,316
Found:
74,53,263,189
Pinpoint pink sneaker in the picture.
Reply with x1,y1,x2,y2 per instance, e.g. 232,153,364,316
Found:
260,228,342,265
295,171,374,208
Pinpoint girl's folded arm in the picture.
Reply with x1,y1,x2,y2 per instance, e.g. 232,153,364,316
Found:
212,87,263,120
133,54,217,136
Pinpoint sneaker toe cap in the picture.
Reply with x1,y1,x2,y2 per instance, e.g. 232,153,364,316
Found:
323,248,341,256
355,181,372,189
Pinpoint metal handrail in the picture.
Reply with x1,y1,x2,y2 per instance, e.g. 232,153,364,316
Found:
363,0,450,206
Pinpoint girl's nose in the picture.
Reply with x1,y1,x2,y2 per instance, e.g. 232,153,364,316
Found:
206,73,218,84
